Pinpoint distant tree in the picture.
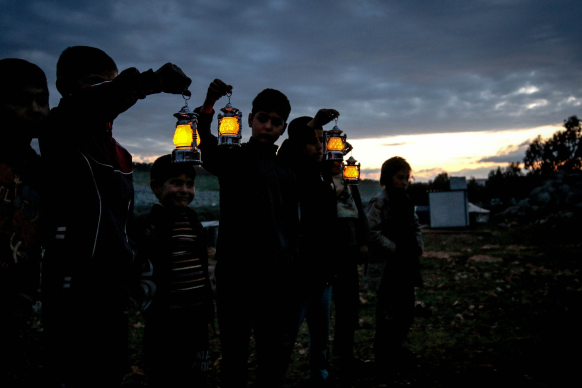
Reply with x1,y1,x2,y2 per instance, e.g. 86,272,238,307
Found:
408,181,430,205
467,177,486,206
429,172,450,191
524,115,582,173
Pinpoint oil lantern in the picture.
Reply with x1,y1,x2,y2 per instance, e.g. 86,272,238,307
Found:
342,156,361,185
323,118,353,161
217,92,242,147
171,94,201,164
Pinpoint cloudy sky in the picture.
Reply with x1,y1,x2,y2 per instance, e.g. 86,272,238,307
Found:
2,0,581,180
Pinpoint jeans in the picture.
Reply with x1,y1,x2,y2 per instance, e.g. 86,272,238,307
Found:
295,284,332,381
216,276,299,388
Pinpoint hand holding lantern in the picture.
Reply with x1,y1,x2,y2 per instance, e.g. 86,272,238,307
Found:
217,92,242,147
172,93,202,164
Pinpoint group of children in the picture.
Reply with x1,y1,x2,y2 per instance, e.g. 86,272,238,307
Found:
0,46,424,388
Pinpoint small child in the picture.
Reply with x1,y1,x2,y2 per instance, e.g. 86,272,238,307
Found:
135,154,213,387
365,156,424,370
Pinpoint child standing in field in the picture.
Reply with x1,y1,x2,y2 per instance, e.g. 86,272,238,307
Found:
365,156,424,371
40,46,192,388
134,155,213,387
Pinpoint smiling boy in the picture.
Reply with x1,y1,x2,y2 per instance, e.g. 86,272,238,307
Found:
134,155,212,387
195,80,300,388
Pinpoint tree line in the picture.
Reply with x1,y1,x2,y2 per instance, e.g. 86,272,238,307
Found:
409,116,581,208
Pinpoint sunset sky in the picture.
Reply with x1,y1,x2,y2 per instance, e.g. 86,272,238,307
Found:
2,0,581,181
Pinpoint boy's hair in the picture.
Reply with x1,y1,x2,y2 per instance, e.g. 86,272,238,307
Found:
251,88,291,122
380,156,411,187
56,46,117,81
0,58,47,102
287,116,316,144
150,154,197,187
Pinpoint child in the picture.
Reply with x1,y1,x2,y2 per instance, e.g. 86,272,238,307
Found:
278,110,339,386
40,46,192,388
196,80,300,388
328,157,369,380
134,154,213,388
365,156,423,371
0,58,49,386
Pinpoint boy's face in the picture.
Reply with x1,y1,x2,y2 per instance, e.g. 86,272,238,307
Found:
152,173,195,209
248,111,287,144
330,161,342,176
392,168,411,190
303,129,324,163
1,83,49,140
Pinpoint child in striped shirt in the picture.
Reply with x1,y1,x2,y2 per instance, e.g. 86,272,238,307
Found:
135,154,213,387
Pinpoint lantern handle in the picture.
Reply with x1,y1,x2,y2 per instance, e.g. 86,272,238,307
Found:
226,91,232,103
182,92,191,106
344,141,353,155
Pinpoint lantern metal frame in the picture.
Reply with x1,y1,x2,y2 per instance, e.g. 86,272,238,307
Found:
342,156,361,185
217,93,243,147
323,119,353,161
171,95,202,164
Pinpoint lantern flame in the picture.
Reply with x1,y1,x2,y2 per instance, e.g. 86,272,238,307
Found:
219,117,240,136
173,124,200,148
343,165,359,179
327,137,345,152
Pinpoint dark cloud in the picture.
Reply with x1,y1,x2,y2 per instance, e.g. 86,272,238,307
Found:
382,142,408,147
478,140,531,163
2,0,581,159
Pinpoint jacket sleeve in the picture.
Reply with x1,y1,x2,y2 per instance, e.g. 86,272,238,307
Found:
43,68,160,150
351,185,370,246
365,196,396,253
128,215,157,311
413,211,424,255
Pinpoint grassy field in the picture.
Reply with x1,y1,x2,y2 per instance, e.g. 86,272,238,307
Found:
13,223,580,387
119,222,582,387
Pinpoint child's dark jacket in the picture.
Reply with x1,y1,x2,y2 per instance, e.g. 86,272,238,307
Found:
0,144,42,314
278,139,337,297
40,68,160,296
195,111,300,294
365,188,424,290
133,204,213,318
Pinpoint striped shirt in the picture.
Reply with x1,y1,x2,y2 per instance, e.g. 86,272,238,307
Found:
168,213,206,308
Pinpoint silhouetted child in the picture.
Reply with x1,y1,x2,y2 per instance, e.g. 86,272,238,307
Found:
329,157,369,381
40,46,192,388
133,154,213,388
0,57,49,386
278,110,339,386
365,156,423,371
196,80,300,388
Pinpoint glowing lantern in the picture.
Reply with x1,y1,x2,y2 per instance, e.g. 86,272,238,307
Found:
323,119,353,161
343,156,361,185
171,95,202,164
217,93,242,147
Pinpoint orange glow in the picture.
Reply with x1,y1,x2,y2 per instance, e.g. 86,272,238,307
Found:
327,137,345,151
219,117,239,135
173,124,200,148
343,165,359,179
